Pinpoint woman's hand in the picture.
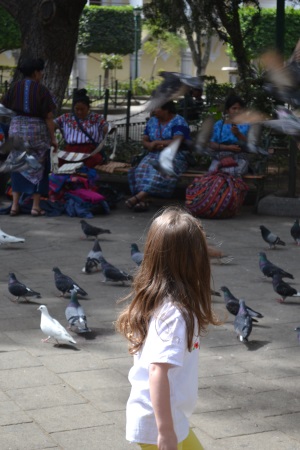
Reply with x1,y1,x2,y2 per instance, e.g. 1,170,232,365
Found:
231,124,247,142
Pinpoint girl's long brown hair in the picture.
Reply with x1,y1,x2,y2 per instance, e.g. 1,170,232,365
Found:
116,207,220,354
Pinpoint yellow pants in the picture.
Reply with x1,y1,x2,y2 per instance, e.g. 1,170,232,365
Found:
139,428,204,450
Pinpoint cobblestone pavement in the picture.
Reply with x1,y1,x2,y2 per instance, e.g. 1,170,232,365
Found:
0,199,300,450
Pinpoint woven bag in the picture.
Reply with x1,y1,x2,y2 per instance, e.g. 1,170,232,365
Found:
185,171,249,219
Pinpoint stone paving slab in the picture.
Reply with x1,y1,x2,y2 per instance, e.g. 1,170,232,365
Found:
6,384,87,411
28,403,113,433
0,422,58,450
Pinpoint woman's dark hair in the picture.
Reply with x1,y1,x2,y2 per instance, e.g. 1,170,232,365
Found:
18,58,45,77
161,100,177,114
224,94,246,112
73,88,91,107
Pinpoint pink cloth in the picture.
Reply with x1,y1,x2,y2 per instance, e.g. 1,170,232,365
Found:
68,188,105,204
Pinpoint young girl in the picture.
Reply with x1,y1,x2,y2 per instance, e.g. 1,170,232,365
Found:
116,207,220,450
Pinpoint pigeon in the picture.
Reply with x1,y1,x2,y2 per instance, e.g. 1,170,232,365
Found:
0,103,15,118
239,123,270,156
38,305,76,345
0,228,25,245
131,243,143,266
291,219,300,245
80,219,111,239
220,286,263,321
262,106,300,139
192,116,215,157
211,289,221,297
99,256,133,285
262,42,300,107
271,273,300,303
53,267,88,297
65,289,91,333
295,326,300,343
258,252,294,279
234,300,253,342
259,225,285,249
82,239,103,273
0,136,42,173
150,139,181,177
8,272,41,302
145,71,203,112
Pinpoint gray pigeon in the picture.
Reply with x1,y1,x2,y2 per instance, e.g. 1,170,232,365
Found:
291,219,300,245
131,243,144,266
99,256,133,285
53,267,88,297
150,139,181,177
220,286,263,321
8,272,41,302
38,305,76,345
234,300,253,342
82,239,102,273
258,252,294,279
145,71,202,112
272,273,300,303
260,225,285,249
65,289,91,333
239,123,270,156
193,116,215,157
80,219,111,239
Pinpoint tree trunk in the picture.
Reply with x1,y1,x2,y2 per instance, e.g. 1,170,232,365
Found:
0,0,86,111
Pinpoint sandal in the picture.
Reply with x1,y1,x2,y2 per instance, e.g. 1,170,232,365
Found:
31,208,46,217
134,202,149,213
125,196,140,209
10,206,20,217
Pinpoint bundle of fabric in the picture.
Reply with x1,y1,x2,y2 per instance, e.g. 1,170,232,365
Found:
185,171,249,219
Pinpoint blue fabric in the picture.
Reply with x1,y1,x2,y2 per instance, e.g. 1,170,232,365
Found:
144,115,191,141
211,120,250,145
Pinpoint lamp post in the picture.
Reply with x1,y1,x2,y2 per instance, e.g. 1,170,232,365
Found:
133,7,141,80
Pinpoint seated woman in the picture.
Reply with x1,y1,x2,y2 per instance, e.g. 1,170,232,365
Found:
208,94,250,176
54,89,108,169
126,101,191,211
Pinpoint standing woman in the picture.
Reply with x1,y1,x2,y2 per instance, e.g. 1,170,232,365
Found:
126,101,191,212
54,89,108,169
2,57,57,216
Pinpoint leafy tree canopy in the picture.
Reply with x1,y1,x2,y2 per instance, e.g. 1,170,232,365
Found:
0,6,20,53
235,7,300,60
78,5,141,55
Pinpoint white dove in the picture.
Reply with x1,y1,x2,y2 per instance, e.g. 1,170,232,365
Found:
38,305,76,345
0,228,25,245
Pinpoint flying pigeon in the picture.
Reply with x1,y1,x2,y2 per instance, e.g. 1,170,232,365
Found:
234,300,253,342
53,267,88,297
131,243,143,266
220,286,263,321
0,103,15,118
150,139,181,177
192,116,215,157
262,106,300,139
82,239,102,273
262,42,300,107
65,289,91,333
0,136,42,173
8,272,41,302
38,305,76,345
145,71,203,112
259,225,285,249
271,273,300,303
80,219,111,239
0,228,25,245
239,123,270,156
291,219,300,245
258,252,294,279
99,256,133,285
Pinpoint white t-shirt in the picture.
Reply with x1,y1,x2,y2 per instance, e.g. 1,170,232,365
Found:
126,300,200,445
